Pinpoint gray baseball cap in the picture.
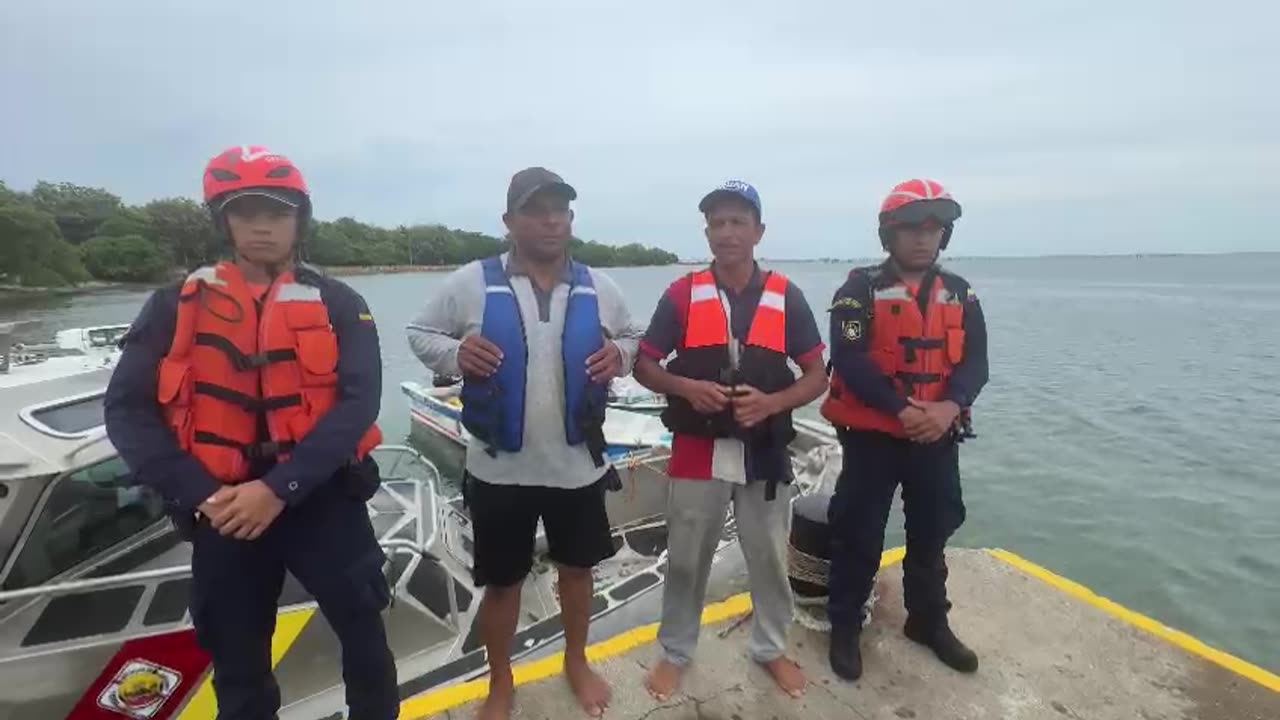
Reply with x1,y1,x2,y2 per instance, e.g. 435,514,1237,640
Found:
507,167,577,212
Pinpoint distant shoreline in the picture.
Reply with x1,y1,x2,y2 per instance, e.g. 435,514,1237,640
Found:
0,280,149,302
0,265,460,301
4,250,1276,302
322,264,460,276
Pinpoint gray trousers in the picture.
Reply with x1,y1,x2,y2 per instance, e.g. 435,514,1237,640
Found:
657,478,793,665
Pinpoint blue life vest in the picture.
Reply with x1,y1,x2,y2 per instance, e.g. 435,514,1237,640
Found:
460,255,608,463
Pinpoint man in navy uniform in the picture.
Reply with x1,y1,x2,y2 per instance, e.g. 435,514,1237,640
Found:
822,179,989,681
105,147,398,719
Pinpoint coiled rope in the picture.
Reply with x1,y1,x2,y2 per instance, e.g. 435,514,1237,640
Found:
788,540,876,632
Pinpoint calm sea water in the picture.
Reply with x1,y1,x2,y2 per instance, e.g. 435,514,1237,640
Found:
3,253,1278,672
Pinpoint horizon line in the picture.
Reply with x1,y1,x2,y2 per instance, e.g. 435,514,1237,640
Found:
674,250,1280,263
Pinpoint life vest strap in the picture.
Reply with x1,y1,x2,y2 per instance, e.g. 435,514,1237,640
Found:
575,398,608,468
194,382,302,412
193,431,296,460
898,337,944,349
895,371,943,395
195,333,297,370
898,336,944,362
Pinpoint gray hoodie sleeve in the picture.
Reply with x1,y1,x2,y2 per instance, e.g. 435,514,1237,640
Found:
590,268,643,373
406,263,481,377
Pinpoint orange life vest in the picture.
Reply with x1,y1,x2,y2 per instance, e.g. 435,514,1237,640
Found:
661,269,795,441
820,273,965,437
157,262,381,483
684,269,788,354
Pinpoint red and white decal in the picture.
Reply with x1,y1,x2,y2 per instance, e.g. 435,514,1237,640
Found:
67,631,210,720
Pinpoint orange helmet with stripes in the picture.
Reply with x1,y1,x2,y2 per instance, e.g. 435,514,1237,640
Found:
878,178,962,249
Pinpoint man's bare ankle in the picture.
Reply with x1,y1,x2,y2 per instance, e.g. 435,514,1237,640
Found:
489,668,514,689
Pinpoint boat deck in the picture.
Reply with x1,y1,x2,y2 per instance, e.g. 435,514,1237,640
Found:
402,548,1279,720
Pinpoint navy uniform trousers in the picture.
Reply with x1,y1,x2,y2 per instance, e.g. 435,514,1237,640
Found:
188,481,398,720
827,429,967,631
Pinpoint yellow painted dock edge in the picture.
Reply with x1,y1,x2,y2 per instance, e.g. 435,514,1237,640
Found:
176,607,317,720
987,548,1280,694
396,547,907,719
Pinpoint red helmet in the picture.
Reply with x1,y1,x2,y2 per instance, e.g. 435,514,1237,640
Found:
202,146,309,210
878,178,962,249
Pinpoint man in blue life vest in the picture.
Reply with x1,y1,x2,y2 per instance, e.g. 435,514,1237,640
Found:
104,147,398,719
632,180,829,701
822,178,989,681
406,167,643,720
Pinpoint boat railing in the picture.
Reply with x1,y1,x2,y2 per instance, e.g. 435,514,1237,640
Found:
0,446,447,625
0,564,192,604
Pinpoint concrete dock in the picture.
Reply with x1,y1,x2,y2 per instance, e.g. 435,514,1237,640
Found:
403,548,1279,720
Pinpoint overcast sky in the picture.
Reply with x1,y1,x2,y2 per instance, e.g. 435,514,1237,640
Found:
2,1,1276,259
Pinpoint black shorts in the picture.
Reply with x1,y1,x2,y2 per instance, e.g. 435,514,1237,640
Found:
464,471,618,587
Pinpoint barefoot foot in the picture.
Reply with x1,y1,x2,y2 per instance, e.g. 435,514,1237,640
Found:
644,659,685,702
761,656,807,698
566,657,612,717
477,671,514,720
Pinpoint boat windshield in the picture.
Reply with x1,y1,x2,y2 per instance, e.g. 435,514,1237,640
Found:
1,456,165,591
86,327,128,349
24,392,106,437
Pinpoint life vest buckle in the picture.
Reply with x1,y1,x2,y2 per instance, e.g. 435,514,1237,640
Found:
245,440,295,460
898,336,944,363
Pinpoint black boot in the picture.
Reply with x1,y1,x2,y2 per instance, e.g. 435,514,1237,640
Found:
828,625,863,680
904,616,978,673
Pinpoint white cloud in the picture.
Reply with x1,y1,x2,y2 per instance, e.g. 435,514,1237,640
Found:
2,0,1276,257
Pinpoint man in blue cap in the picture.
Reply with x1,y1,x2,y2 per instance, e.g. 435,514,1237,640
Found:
634,180,828,700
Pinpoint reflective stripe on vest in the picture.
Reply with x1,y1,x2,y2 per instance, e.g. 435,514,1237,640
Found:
158,262,381,482
683,270,787,353
460,255,606,454
685,273,730,349
821,274,965,437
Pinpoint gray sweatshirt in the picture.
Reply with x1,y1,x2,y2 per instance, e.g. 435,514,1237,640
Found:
405,252,642,489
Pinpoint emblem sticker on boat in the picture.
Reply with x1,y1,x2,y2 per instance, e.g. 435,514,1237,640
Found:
96,659,182,718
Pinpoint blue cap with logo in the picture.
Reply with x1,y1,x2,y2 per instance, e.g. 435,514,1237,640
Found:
699,179,761,218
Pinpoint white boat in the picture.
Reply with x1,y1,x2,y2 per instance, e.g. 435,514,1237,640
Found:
53,323,130,354
0,322,126,389
606,375,667,413
400,379,675,480
0,327,727,720
402,377,836,469
400,377,843,518
0,318,843,718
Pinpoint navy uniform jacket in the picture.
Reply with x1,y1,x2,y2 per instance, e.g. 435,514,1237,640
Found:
828,262,989,416
104,265,382,513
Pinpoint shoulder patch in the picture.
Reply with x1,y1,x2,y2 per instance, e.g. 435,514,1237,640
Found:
841,319,863,341
357,312,375,324
966,288,978,302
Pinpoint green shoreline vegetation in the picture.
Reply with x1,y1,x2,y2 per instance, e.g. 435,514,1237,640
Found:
0,180,678,291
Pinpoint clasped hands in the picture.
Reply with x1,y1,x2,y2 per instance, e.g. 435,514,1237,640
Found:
198,480,285,541
898,398,961,443
680,379,780,429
